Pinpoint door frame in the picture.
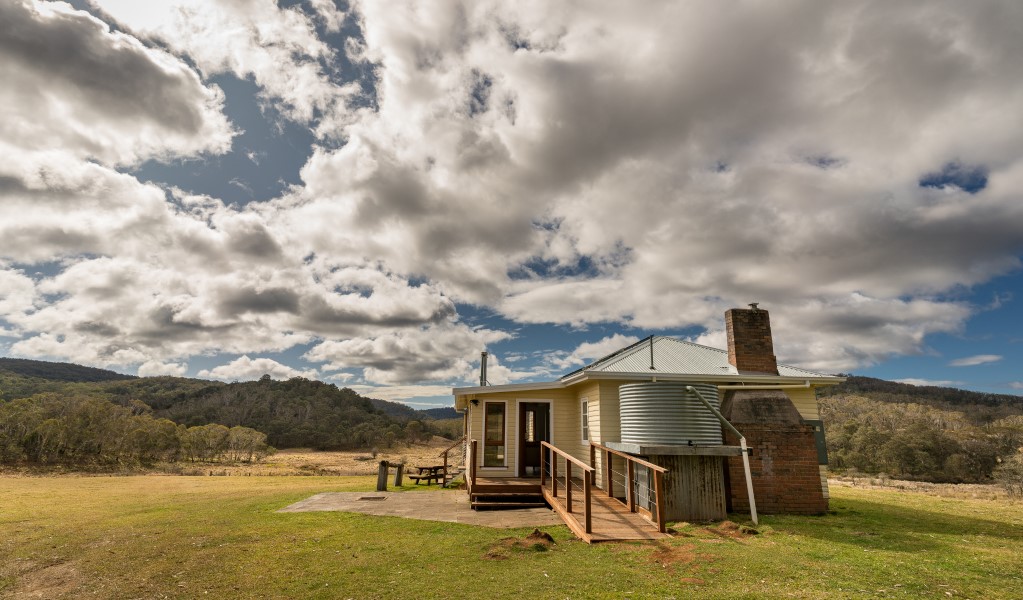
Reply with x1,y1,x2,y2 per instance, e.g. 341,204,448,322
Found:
515,398,553,478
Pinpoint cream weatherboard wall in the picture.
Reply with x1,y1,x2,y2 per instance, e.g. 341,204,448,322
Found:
464,388,581,478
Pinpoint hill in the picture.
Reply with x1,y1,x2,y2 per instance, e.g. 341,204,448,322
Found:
819,375,1023,483
820,375,1023,424
0,360,457,452
0,357,135,382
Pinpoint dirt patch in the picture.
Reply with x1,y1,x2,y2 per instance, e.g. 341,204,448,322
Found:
696,520,758,541
8,560,82,599
483,529,556,560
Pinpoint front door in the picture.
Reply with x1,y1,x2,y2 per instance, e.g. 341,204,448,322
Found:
518,402,550,477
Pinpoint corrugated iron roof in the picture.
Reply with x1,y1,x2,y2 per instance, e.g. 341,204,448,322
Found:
560,336,833,380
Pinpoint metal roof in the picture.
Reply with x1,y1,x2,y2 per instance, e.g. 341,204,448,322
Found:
560,336,834,380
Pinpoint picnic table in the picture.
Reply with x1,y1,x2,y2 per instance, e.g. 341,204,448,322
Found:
407,464,446,485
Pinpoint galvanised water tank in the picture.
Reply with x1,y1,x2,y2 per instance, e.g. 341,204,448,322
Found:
619,382,722,445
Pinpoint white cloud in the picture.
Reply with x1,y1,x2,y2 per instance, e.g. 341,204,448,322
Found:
1009,382,1023,390
349,384,456,403
137,360,188,377
4,0,1023,387
303,324,513,385
197,356,318,382
948,354,1003,367
895,378,964,388
550,334,641,370
0,0,233,166
90,0,360,133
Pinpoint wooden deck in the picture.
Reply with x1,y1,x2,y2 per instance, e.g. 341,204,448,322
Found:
472,477,542,494
542,477,668,543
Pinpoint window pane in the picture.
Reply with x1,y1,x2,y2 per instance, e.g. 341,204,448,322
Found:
485,403,504,444
581,400,589,441
484,445,504,467
525,410,535,442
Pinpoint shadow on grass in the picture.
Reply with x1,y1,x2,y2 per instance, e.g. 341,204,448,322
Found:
758,496,1023,554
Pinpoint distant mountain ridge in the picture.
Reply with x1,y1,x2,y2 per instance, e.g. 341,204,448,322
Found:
0,358,460,448
0,357,136,382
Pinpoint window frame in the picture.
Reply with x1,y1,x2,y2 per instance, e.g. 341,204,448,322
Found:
580,397,590,443
482,401,507,468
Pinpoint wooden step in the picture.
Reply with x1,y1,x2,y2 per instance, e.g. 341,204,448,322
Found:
471,501,548,509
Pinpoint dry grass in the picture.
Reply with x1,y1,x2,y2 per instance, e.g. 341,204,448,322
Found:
184,436,458,477
829,475,1012,502
0,437,458,478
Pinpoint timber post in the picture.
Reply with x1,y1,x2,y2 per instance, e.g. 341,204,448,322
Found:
393,462,404,487
583,472,592,534
654,469,667,533
566,461,573,513
376,460,389,491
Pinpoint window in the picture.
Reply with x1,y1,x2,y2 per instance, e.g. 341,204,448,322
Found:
483,402,506,467
581,399,589,442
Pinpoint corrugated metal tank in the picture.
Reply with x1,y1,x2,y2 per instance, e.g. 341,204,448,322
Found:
619,382,722,445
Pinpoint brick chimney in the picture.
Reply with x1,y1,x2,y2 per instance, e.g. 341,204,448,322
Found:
725,303,779,375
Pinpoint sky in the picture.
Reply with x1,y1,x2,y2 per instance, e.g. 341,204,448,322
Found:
1,0,1022,408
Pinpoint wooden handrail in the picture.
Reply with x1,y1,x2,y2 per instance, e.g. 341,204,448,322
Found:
589,442,667,473
588,442,667,533
540,441,593,535
439,435,467,488
469,439,478,487
438,435,466,457
541,442,594,473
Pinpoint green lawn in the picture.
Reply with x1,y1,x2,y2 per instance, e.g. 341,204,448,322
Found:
2,476,1021,599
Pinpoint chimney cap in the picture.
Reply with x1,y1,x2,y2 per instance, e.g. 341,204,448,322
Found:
748,302,760,311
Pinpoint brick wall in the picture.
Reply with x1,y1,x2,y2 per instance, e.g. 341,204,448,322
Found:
725,307,779,374
724,425,828,515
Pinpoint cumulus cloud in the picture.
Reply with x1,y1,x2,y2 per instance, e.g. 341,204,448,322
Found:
138,360,188,377
89,0,361,133
550,334,642,370
0,0,233,165
284,0,1023,373
304,324,514,386
350,385,457,404
4,1,1023,396
895,378,964,388
197,356,318,382
948,354,1003,367
1010,382,1023,390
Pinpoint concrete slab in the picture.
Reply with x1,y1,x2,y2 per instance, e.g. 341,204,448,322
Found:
278,490,564,528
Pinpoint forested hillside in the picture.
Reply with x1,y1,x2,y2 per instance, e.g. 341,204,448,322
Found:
0,361,458,467
820,376,1023,483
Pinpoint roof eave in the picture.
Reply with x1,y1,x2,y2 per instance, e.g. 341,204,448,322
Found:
564,370,845,385
452,380,567,399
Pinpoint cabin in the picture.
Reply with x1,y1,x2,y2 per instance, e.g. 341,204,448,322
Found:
451,305,844,542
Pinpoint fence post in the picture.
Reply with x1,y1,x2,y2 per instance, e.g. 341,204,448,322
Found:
566,461,573,513
393,462,404,487
589,444,596,486
470,440,478,486
605,449,613,499
584,471,592,534
541,443,547,487
376,460,389,491
552,453,558,500
653,469,667,533
627,459,636,512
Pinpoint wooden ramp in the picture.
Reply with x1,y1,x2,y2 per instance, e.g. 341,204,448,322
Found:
542,478,668,543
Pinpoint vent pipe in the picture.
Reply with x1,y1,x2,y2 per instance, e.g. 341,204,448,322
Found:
480,351,488,387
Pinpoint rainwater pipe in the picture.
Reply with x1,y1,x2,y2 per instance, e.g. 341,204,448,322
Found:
686,385,758,526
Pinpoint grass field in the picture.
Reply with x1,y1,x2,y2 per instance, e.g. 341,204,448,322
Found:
2,475,1021,599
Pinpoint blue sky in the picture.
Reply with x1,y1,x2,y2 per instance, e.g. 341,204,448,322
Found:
1,1,1022,408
